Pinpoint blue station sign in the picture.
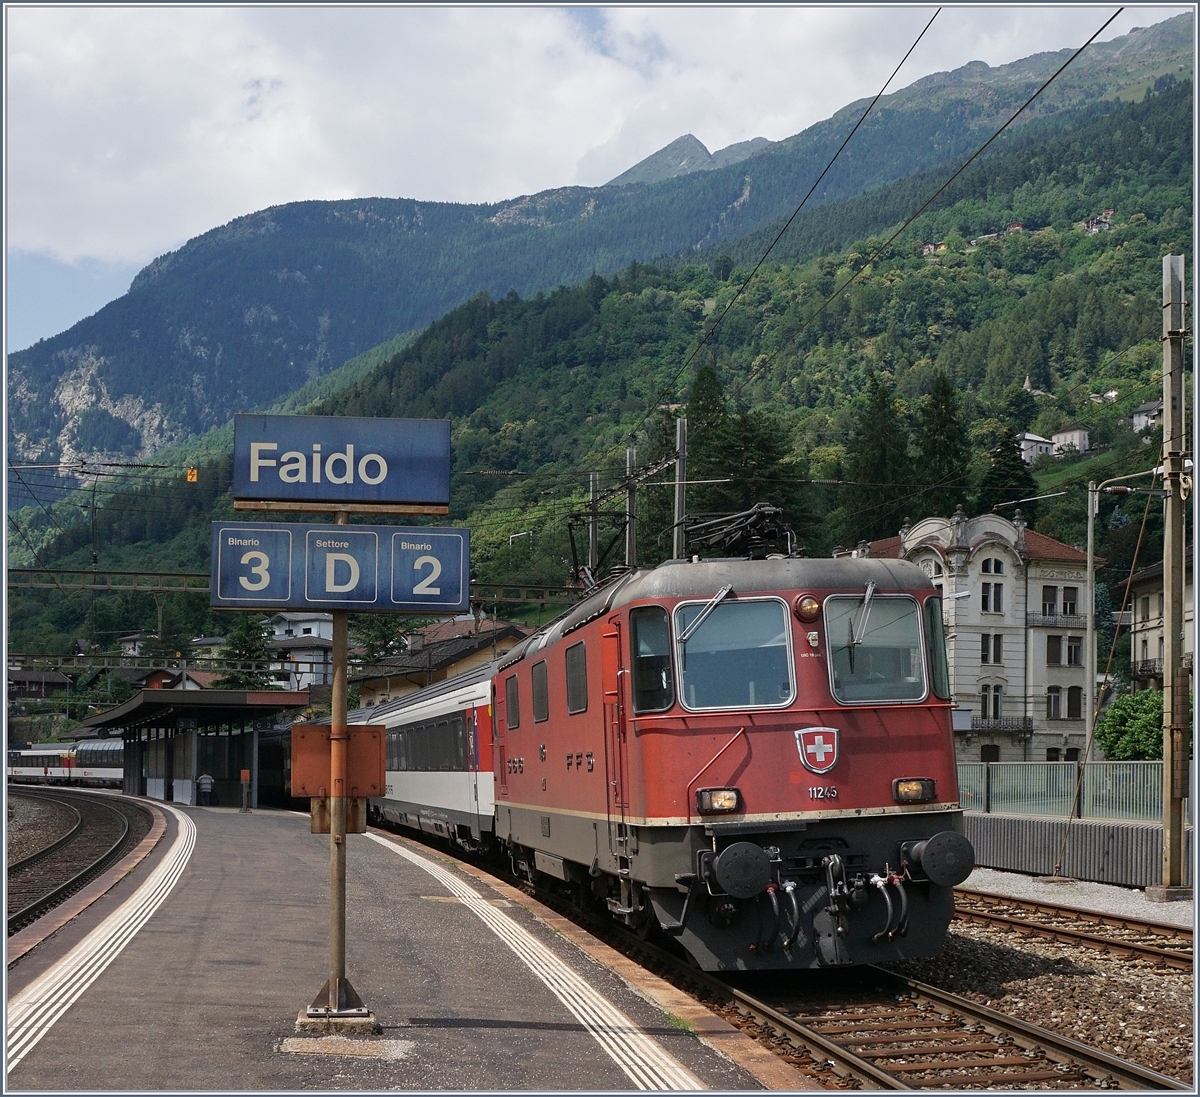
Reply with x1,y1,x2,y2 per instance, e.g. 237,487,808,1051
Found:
211,521,469,613
233,414,451,506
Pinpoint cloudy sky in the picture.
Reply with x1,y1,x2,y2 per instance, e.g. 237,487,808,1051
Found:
5,4,1189,350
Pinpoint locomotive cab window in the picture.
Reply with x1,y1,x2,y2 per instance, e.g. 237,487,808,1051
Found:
826,594,926,703
674,597,793,710
630,606,674,712
924,597,951,699
565,642,588,714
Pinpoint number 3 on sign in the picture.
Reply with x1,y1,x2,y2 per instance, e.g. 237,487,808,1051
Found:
412,555,442,595
239,550,271,590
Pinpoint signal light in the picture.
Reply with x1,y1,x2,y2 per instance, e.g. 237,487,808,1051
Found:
793,594,821,621
696,788,742,814
893,778,936,803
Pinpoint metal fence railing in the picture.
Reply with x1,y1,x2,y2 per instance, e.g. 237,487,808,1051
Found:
957,761,1191,824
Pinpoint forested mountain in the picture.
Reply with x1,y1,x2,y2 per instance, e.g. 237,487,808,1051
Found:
8,78,1190,655
7,16,1189,473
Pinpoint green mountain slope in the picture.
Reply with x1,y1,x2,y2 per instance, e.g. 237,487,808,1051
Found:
7,16,1189,473
7,79,1190,654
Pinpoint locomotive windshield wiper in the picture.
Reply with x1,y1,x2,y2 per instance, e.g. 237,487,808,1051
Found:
677,584,733,668
846,580,877,673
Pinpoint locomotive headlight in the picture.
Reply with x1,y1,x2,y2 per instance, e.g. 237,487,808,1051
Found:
893,778,936,803
793,594,821,621
696,787,742,814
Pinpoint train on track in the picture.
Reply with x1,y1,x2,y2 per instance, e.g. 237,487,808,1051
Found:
7,740,124,789
350,556,975,972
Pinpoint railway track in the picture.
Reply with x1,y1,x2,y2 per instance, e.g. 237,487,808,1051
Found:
7,788,149,935
954,888,1193,970
381,827,1188,1090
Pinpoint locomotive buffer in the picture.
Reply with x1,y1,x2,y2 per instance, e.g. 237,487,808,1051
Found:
219,414,466,1031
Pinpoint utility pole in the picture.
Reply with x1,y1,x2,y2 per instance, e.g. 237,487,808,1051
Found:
588,472,599,573
1148,254,1190,902
625,447,637,568
673,418,688,560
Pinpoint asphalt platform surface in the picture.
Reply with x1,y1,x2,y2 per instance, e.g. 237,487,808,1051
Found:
7,805,759,1091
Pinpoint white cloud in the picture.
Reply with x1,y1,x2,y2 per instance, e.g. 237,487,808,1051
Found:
5,5,1191,268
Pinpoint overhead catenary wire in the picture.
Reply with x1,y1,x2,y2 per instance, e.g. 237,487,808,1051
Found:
741,6,1126,384
617,7,943,452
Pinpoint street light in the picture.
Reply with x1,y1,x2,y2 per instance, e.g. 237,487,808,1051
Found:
1085,470,1159,758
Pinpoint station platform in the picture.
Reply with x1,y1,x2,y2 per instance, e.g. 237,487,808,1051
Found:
7,800,809,1091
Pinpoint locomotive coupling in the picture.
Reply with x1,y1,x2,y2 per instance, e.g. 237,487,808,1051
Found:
901,831,975,887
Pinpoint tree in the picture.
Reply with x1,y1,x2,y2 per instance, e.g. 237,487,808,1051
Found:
915,370,971,518
214,614,277,689
975,428,1038,523
836,373,911,544
351,614,431,663
1095,689,1164,761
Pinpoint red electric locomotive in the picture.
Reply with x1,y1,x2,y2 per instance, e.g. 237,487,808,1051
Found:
488,555,973,971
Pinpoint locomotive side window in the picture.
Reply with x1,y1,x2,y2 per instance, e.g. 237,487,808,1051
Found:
630,606,674,712
924,597,951,699
565,642,588,714
532,660,549,722
674,598,793,710
826,594,926,703
505,674,520,729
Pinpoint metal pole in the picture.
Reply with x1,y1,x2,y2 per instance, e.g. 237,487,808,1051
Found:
589,472,599,573
673,418,688,560
1151,253,1188,899
625,447,636,568
1085,481,1096,761
329,508,350,1008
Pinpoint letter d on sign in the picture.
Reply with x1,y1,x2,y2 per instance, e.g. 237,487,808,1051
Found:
326,553,360,593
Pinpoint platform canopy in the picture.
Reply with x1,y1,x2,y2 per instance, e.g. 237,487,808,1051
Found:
79,689,311,737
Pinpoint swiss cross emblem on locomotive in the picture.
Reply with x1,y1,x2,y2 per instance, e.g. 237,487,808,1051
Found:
795,727,839,775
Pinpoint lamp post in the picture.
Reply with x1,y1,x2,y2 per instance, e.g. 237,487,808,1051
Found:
1085,471,1159,758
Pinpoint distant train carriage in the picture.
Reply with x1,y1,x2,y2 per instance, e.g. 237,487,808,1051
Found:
7,740,123,789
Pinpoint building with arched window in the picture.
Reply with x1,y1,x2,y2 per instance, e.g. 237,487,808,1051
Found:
861,508,1093,763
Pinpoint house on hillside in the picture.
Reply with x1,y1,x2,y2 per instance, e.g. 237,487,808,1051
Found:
1052,425,1089,456
7,669,71,703
861,509,1093,763
1131,399,1163,434
1018,431,1054,464
351,616,532,706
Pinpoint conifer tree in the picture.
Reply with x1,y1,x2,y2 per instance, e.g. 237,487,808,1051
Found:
214,614,276,689
915,370,971,518
836,373,911,544
975,428,1039,523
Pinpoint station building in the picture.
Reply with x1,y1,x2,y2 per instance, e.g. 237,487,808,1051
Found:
863,508,1093,763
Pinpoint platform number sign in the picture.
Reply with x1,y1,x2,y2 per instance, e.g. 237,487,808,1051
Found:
212,522,469,613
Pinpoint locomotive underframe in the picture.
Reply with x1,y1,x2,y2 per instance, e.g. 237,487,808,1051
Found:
499,802,963,970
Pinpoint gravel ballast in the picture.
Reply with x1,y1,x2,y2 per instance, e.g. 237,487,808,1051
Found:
888,922,1193,1083
7,794,77,862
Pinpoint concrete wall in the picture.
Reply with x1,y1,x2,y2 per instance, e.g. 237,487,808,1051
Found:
964,811,1193,888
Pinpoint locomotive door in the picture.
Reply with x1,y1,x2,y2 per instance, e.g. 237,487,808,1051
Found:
601,623,629,865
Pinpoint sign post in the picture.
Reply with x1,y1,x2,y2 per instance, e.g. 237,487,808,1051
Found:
217,414,462,1033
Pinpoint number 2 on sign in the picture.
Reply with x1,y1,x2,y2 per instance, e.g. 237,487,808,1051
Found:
412,554,442,595
239,550,271,590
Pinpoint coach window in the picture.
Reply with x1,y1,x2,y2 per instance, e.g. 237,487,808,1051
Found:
505,674,520,729
630,606,674,712
532,661,549,722
674,598,793,710
565,642,588,714
826,594,926,703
